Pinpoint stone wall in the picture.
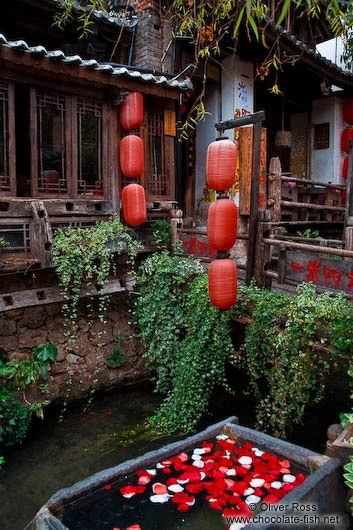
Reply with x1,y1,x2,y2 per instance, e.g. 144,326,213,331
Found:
0,293,150,405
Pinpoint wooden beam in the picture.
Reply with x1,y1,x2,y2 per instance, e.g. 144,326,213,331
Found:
30,200,53,268
0,199,113,218
215,111,266,132
263,238,353,258
0,277,134,313
268,157,282,223
281,200,345,212
281,175,346,190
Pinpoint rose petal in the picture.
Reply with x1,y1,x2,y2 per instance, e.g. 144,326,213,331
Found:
104,485,111,490
152,483,168,495
250,478,265,488
168,484,184,493
283,474,295,483
150,494,170,503
270,481,282,489
238,456,252,465
245,494,261,505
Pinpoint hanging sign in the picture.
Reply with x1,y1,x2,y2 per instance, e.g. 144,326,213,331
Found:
164,110,176,136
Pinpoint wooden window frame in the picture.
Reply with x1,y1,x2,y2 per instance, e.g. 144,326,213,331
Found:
30,87,110,200
0,80,16,197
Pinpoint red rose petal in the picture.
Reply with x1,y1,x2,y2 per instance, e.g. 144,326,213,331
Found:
152,483,168,495
105,485,111,490
177,503,190,512
162,468,172,474
126,526,142,530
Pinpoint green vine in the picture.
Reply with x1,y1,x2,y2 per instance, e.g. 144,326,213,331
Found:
0,237,10,248
53,218,143,417
134,252,353,438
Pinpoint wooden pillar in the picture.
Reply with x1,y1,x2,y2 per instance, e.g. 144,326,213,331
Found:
30,200,53,268
254,211,271,288
345,140,353,251
268,157,282,223
246,120,262,284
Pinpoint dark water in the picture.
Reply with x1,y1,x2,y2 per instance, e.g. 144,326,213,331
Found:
0,389,176,530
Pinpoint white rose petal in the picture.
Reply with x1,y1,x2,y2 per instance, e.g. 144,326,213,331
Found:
191,454,202,461
146,469,157,476
283,474,296,483
216,434,229,440
168,484,184,493
150,494,170,504
254,449,264,457
193,448,206,455
230,524,245,530
250,478,265,488
193,460,204,469
226,469,237,476
244,487,254,496
200,472,206,480
271,481,282,489
246,494,261,505
238,456,252,465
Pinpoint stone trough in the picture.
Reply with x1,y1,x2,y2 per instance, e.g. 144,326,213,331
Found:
24,417,349,530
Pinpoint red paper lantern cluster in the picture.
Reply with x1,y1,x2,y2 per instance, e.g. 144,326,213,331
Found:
206,138,237,191
120,92,144,130
119,92,146,227
206,137,238,309
122,183,146,226
343,100,353,125
341,128,353,153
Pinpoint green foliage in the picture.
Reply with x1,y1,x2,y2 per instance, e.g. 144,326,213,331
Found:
344,455,353,515
0,236,10,248
296,229,319,238
53,218,142,340
0,343,57,450
107,332,126,368
134,252,233,433
0,456,4,470
152,221,172,251
231,281,353,438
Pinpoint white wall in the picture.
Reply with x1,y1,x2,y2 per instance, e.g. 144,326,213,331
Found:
194,55,254,214
310,96,346,184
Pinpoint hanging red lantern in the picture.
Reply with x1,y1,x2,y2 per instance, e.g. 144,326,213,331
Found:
207,199,238,251
119,135,144,179
122,183,146,226
341,128,353,153
343,156,349,180
208,259,237,310
343,100,353,124
120,92,144,130
206,137,237,191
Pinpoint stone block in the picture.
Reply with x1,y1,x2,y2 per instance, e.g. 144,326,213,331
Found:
18,328,48,349
1,334,18,351
0,316,17,335
19,307,47,329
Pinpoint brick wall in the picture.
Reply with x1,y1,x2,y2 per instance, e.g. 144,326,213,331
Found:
133,2,164,71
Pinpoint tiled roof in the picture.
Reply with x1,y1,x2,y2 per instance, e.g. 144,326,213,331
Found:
267,20,353,84
0,33,192,91
51,0,138,29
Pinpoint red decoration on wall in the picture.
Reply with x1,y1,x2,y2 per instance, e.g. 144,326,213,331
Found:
341,128,353,153
120,92,144,130
122,183,146,226
343,156,349,180
206,138,237,191
343,100,353,124
119,135,144,179
207,199,238,251
208,259,237,309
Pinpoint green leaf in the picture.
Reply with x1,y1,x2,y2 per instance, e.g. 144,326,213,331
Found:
233,6,245,38
277,0,291,26
248,14,259,40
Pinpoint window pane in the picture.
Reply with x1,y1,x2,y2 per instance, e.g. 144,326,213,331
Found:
148,112,167,197
37,91,67,194
0,82,10,192
77,99,103,195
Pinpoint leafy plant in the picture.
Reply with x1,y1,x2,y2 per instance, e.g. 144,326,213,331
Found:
0,343,57,451
152,221,172,251
296,228,319,238
107,331,126,368
0,236,10,248
0,456,4,470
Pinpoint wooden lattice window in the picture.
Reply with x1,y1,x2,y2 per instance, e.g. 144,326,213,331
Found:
147,111,168,198
35,91,68,195
0,81,15,196
76,99,104,196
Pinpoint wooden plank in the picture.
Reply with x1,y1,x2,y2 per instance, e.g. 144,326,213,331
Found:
165,134,175,200
344,141,353,249
239,127,252,216
263,238,353,258
70,96,77,198
285,250,353,293
281,200,345,212
102,102,109,200
30,200,53,268
0,199,113,217
281,175,346,190
254,221,271,288
0,277,133,312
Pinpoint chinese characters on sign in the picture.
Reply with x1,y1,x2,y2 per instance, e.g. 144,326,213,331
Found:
180,235,216,259
287,251,352,293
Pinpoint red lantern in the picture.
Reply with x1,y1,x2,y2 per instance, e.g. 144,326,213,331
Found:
208,259,237,310
208,199,237,251
120,92,144,130
122,183,146,226
343,100,353,124
206,138,237,191
343,156,349,180
341,128,353,153
119,135,144,179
